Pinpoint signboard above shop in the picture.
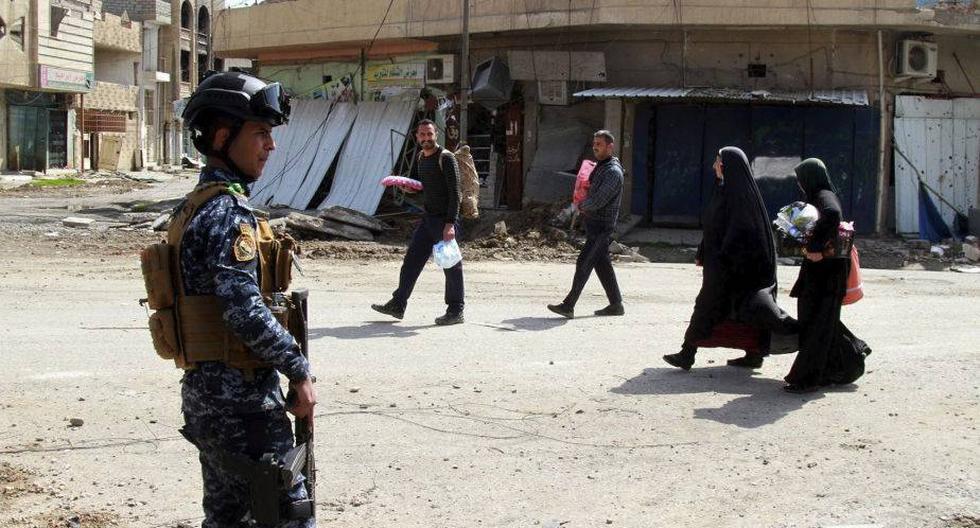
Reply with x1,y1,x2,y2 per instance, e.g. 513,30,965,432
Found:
39,65,94,92
366,63,425,88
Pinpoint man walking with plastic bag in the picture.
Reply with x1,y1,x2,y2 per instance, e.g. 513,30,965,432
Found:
547,130,625,319
372,119,465,325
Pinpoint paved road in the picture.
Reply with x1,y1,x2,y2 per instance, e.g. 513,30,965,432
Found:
0,255,977,528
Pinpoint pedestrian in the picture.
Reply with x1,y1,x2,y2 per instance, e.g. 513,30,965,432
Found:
372,119,465,325
176,71,317,527
663,147,798,371
547,130,625,319
784,158,868,393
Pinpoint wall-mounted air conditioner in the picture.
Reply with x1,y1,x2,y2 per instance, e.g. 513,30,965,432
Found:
897,39,938,79
426,55,455,84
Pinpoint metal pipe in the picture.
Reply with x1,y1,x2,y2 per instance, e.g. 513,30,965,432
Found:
459,0,470,145
876,29,888,234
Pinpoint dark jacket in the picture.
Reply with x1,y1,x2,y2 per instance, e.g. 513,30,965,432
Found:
579,156,624,227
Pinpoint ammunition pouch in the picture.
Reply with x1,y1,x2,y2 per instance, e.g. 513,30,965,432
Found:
139,183,300,371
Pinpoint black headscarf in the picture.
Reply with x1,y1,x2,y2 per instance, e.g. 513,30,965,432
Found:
795,158,838,200
717,147,776,291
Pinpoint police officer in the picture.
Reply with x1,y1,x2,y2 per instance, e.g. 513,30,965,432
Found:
177,71,316,527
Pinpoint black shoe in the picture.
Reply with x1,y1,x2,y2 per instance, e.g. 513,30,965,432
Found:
371,300,404,320
727,353,764,369
547,303,574,319
783,383,819,394
594,303,625,316
435,312,464,326
663,349,696,371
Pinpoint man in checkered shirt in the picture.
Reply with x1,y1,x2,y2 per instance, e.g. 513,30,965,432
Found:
548,129,626,319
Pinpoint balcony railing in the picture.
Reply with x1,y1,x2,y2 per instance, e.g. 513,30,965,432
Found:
197,33,210,52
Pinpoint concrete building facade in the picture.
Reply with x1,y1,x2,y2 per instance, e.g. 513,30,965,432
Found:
212,1,980,233
103,0,215,167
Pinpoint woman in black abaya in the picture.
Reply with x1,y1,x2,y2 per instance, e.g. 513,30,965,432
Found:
784,158,867,393
663,147,797,371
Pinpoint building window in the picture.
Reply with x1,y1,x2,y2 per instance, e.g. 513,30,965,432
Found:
10,17,25,50
51,6,68,37
197,6,210,35
180,1,192,30
198,53,209,82
180,50,191,82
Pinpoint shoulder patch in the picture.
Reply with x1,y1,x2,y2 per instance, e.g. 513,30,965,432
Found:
233,222,258,262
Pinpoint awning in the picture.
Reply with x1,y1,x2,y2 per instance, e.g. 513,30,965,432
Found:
573,87,870,106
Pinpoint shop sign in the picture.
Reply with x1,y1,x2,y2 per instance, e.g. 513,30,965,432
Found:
366,63,425,87
39,65,94,92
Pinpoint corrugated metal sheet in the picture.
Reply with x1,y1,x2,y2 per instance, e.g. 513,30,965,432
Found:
251,99,333,206
894,95,980,234
573,87,869,106
319,100,416,215
285,102,358,209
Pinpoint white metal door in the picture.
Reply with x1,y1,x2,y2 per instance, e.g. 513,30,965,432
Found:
894,96,980,234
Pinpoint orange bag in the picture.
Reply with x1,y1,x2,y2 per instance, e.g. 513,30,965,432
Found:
572,160,596,205
843,245,863,305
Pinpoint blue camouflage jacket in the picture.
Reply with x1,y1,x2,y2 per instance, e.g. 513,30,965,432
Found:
179,167,310,416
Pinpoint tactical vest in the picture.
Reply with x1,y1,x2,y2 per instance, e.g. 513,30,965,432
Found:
140,182,297,372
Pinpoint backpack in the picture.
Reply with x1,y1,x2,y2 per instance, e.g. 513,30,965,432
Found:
418,146,480,219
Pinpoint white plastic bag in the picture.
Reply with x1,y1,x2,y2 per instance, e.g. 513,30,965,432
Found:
432,239,463,269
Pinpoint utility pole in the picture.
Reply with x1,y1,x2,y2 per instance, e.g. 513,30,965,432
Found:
459,0,470,145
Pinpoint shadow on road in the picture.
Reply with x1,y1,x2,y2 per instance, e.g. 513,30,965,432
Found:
610,366,829,428
498,316,570,331
309,322,435,340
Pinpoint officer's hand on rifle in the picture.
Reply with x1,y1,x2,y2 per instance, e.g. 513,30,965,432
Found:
288,378,316,418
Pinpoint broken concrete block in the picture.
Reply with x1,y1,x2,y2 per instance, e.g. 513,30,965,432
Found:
62,217,95,228
151,213,171,232
494,221,508,237
964,243,980,262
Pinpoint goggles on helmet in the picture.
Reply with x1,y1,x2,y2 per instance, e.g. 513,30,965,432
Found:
251,82,290,125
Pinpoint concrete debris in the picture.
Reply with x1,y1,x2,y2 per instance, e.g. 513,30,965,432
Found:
68,418,84,427
907,239,931,250
0,174,33,189
950,265,980,274
45,231,61,239
609,240,650,263
151,213,171,232
181,156,204,169
494,221,508,237
320,206,387,234
963,237,979,262
930,245,946,258
62,217,95,229
282,212,374,242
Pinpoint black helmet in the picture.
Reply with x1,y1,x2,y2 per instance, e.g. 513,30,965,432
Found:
183,71,291,130
182,71,290,171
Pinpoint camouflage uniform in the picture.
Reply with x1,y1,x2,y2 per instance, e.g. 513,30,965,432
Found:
179,167,314,528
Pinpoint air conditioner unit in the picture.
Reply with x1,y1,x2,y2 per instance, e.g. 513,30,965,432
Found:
538,81,568,105
425,55,455,84
897,39,938,79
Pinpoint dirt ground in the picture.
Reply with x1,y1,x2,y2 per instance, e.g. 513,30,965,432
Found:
1,248,978,527
0,175,977,528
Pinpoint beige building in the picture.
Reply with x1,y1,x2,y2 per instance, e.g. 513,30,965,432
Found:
88,9,143,170
103,0,216,167
1,0,97,172
213,1,979,233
